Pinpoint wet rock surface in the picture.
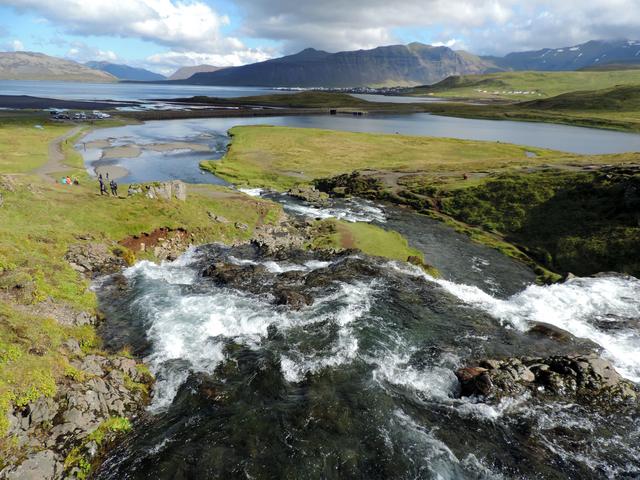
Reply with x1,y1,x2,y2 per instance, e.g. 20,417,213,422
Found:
93,241,640,479
1,354,152,480
287,185,330,207
201,245,367,310
456,353,638,406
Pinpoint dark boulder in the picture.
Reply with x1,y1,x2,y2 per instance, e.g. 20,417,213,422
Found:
456,353,638,407
274,289,314,310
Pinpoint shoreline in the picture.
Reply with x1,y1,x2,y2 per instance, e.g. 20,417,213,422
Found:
3,92,640,134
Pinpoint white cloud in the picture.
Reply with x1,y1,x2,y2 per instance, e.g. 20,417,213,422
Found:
3,0,640,61
10,39,24,51
65,41,118,63
233,0,640,55
234,0,519,53
144,48,273,75
432,38,466,50
1,0,245,53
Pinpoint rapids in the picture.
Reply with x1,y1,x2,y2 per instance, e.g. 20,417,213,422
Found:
93,198,640,479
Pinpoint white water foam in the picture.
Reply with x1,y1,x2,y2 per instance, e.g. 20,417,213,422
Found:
123,255,378,409
279,197,387,223
238,187,263,197
391,262,640,382
372,349,530,421
227,255,331,274
280,280,377,382
392,409,504,479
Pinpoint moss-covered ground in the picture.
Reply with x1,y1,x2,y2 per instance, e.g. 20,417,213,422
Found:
204,125,640,282
202,125,563,190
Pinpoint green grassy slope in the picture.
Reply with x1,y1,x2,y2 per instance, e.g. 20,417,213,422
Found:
407,70,640,100
202,125,563,190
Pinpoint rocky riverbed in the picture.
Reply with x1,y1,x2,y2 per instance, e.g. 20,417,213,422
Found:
90,228,640,479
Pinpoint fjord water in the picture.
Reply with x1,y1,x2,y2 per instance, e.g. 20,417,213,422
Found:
0,80,289,101
93,227,640,479
81,114,640,184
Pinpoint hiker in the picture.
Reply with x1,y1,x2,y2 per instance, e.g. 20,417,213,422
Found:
106,172,110,182
110,179,118,197
99,177,107,195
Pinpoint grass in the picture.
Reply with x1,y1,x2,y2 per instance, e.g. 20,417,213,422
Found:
418,99,640,133
408,70,640,100
203,125,563,190
0,118,285,445
309,219,440,277
209,124,640,282
0,181,281,311
64,416,132,479
169,91,425,113
183,92,375,108
0,303,98,435
437,171,640,277
0,119,72,173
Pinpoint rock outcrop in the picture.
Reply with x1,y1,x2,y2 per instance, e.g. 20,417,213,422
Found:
1,353,153,479
456,353,637,406
314,171,386,198
64,243,127,277
201,246,371,311
127,181,187,201
287,185,329,207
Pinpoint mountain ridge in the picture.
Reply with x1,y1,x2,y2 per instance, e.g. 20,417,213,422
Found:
168,64,226,81
85,61,165,81
183,42,496,88
0,52,116,82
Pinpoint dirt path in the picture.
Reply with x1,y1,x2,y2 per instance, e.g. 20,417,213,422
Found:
34,126,83,180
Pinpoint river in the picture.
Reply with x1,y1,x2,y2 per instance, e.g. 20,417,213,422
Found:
77,103,640,478
92,194,640,479
0,80,291,101
79,114,640,185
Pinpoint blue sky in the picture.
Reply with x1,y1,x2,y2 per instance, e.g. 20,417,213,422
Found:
1,0,639,75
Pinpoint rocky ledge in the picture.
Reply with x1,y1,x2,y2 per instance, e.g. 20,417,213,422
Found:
456,353,637,407
1,350,153,480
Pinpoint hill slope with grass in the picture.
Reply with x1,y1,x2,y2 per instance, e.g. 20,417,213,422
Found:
520,85,640,111
407,70,640,100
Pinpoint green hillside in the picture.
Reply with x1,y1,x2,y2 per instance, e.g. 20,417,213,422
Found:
407,70,640,100
521,85,640,111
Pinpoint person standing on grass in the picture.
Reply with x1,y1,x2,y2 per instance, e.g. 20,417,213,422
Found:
99,176,107,195
110,179,118,197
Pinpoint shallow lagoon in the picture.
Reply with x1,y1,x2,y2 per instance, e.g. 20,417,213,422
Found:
80,113,640,184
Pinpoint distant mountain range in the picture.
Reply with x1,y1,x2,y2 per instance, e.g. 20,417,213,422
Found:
85,61,165,81
2,39,640,87
182,43,495,88
0,52,116,82
183,39,640,88
168,65,226,81
484,39,640,71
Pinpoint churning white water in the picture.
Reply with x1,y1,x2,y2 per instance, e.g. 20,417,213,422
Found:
123,253,378,410
277,197,387,223
394,262,640,382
